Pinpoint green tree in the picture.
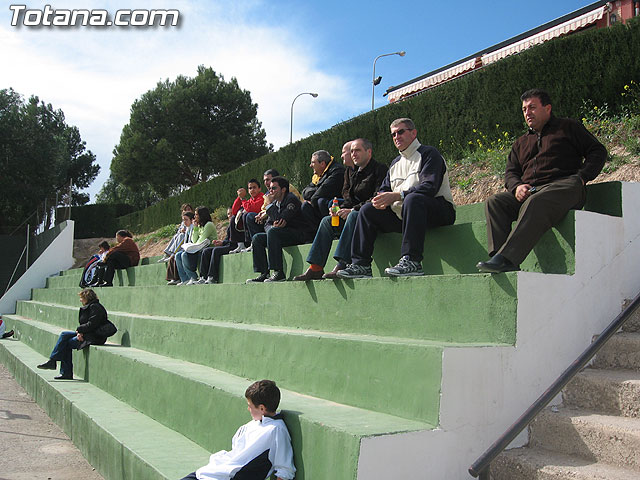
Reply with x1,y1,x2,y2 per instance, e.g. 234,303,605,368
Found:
0,88,99,229
110,65,271,198
95,177,160,210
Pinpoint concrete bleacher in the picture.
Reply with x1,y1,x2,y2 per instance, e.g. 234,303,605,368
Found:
1,181,639,479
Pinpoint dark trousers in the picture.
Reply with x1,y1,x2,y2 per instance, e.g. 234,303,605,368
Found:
229,214,246,244
252,227,306,273
301,197,333,230
102,251,131,284
485,174,586,265
245,212,265,245
200,244,234,281
351,193,455,265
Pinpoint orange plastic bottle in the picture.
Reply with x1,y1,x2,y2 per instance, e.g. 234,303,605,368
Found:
331,197,340,226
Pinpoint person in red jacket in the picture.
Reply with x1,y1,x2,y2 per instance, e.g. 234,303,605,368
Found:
92,230,140,287
229,179,265,253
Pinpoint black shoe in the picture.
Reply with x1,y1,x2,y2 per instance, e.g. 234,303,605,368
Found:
37,359,57,370
246,272,270,284
476,254,520,274
2,329,14,339
54,374,73,380
265,270,286,282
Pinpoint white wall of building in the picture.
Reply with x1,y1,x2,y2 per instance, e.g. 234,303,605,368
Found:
357,182,640,479
0,221,74,315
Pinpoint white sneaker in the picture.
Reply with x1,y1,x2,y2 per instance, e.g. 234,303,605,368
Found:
204,277,217,284
229,246,242,254
176,281,187,286
241,245,252,253
166,279,180,285
185,278,197,285
194,277,206,284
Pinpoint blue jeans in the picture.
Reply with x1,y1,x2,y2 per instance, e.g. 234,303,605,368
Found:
252,227,306,273
306,210,358,267
50,331,81,377
175,250,201,282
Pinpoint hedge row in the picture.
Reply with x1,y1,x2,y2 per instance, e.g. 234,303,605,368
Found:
59,204,136,239
117,18,640,234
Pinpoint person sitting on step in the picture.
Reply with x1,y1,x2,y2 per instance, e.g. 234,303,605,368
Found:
166,211,195,285
37,289,110,380
91,230,140,287
337,117,456,279
294,138,388,281
175,206,217,285
229,179,265,254
476,88,607,274
178,379,295,480
195,207,238,284
247,176,313,283
158,203,194,262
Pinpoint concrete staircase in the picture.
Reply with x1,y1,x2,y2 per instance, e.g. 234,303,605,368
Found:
0,181,639,479
491,305,640,479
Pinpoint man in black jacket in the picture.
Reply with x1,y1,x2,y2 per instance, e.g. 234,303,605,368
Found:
247,177,313,283
294,138,388,281
301,150,345,229
476,89,607,273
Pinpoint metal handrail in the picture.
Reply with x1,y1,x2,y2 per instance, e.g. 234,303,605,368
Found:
469,290,640,478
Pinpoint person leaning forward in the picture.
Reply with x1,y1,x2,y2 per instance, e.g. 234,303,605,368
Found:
337,118,456,278
476,89,607,273
247,176,313,283
301,150,345,229
294,138,388,281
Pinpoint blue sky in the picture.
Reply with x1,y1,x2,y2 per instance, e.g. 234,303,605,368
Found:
1,0,598,201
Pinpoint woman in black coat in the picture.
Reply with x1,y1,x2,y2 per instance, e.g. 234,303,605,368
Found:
37,289,109,380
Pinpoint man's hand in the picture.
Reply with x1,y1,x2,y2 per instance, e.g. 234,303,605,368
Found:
515,184,533,202
337,208,352,219
273,218,287,228
256,211,267,224
237,187,247,199
76,332,84,342
212,239,223,247
372,192,401,210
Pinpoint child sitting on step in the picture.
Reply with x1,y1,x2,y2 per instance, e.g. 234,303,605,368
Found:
179,379,295,480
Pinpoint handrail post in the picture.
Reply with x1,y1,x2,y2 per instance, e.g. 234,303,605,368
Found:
25,224,30,269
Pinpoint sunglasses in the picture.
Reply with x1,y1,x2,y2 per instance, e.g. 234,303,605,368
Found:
391,128,411,137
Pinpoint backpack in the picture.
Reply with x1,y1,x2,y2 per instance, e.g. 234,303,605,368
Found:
79,254,102,287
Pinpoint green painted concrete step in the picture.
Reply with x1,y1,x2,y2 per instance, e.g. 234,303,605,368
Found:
47,262,168,288
1,326,433,480
27,272,519,344
8,305,504,423
0,340,210,480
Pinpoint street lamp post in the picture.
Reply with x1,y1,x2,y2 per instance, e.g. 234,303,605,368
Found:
290,92,319,144
372,51,406,110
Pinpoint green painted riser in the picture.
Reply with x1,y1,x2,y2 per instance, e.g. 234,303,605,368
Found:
47,262,168,288
8,310,447,423
53,205,583,291
2,325,431,480
28,272,518,344
0,341,210,480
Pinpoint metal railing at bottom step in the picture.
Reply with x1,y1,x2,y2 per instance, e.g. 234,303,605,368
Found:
468,290,640,479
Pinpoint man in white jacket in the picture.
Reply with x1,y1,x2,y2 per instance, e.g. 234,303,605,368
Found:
338,118,456,278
